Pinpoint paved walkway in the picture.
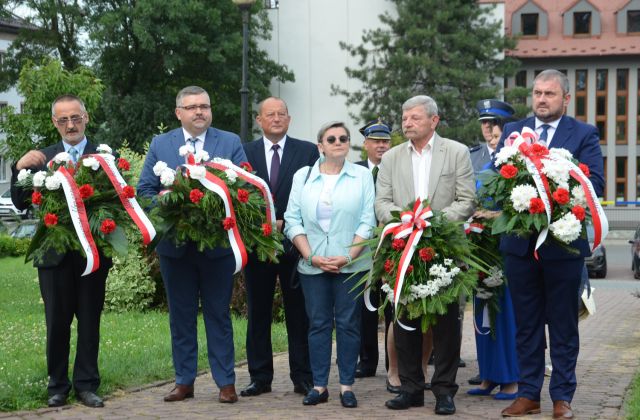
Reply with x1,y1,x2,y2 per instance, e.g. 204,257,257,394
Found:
3,280,640,419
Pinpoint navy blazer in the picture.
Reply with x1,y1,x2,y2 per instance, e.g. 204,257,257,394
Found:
243,136,318,222
495,115,604,259
137,126,247,259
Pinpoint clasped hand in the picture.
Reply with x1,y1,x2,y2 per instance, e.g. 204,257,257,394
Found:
311,255,349,273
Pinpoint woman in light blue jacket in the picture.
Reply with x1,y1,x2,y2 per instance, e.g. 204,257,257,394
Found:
284,121,376,408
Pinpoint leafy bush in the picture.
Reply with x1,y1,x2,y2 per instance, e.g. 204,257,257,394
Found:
0,235,31,257
104,244,157,312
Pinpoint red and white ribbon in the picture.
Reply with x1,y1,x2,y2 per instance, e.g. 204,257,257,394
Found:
57,166,100,276
89,154,156,245
463,217,485,235
184,164,248,274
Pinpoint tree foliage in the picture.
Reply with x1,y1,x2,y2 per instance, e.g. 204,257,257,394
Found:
0,59,104,161
333,0,521,145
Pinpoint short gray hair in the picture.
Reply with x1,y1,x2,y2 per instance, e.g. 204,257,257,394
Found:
402,95,438,116
176,86,209,107
534,70,570,95
51,94,86,116
316,121,350,142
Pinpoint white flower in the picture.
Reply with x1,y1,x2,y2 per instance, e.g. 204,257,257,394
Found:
570,185,587,207
159,168,176,186
82,156,100,171
443,258,453,266
193,150,210,163
188,165,206,180
53,152,71,164
17,169,31,182
494,146,519,166
381,283,395,301
32,171,47,187
179,144,195,156
549,148,573,161
44,173,62,190
483,266,504,288
510,184,538,212
541,159,570,185
96,144,112,154
212,157,233,166
225,169,238,183
550,212,582,243
153,161,169,176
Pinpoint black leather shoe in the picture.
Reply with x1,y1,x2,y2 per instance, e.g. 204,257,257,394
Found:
386,379,401,394
458,358,466,368
340,390,358,408
435,394,456,415
385,391,424,410
240,381,272,397
47,393,68,407
77,391,104,408
302,389,329,405
468,374,482,385
354,364,376,378
293,380,312,395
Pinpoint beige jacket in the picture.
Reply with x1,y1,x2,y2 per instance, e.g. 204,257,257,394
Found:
375,133,476,224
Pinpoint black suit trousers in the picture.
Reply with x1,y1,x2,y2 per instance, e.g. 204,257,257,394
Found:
244,254,312,384
358,279,381,371
38,251,109,396
395,301,460,396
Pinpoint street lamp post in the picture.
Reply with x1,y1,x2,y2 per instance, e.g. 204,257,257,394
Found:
232,0,257,143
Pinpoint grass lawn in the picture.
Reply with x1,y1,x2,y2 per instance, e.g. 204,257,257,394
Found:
0,256,289,411
625,371,640,419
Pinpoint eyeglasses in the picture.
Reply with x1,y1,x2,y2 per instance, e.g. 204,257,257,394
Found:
53,115,85,126
325,135,350,144
178,104,211,112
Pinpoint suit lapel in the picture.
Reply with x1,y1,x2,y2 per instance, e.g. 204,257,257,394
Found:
549,116,572,150
399,146,415,202
428,134,445,201
276,138,296,191
251,139,269,181
170,129,186,167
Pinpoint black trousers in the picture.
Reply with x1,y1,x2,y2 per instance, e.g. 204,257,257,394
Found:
395,301,460,396
38,252,109,396
243,254,312,384
358,280,381,371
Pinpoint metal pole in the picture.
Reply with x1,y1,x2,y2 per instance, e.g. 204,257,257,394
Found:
240,8,250,143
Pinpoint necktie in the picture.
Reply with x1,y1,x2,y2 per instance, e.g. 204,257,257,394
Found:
372,165,379,182
539,124,551,146
187,137,197,151
68,147,79,163
270,144,280,191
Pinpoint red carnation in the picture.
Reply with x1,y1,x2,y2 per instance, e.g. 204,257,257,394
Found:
44,213,58,227
189,188,204,204
530,143,549,157
67,165,76,176
529,197,545,214
117,158,131,171
261,222,273,236
240,162,253,172
406,265,414,275
384,259,395,274
419,247,436,262
392,238,406,251
572,205,586,221
578,163,590,177
79,184,94,199
100,219,116,234
222,217,236,230
31,191,42,205
237,188,250,203
123,185,135,199
499,164,518,179
552,188,570,205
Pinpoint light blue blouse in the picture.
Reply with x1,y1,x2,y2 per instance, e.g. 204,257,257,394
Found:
284,160,376,275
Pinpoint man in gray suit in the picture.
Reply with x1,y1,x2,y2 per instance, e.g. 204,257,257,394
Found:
376,95,475,415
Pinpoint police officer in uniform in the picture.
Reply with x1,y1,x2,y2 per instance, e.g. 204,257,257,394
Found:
469,99,516,175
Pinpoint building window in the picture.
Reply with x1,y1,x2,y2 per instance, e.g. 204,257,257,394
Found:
616,157,627,201
20,102,25,114
0,156,6,182
575,69,587,122
628,10,640,33
522,13,539,36
263,0,278,8
616,69,628,144
574,12,592,35
0,102,8,123
515,70,527,87
595,69,607,144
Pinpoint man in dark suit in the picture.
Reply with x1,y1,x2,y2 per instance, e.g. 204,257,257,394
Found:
240,97,318,397
498,70,604,419
354,117,391,380
137,86,246,404
10,94,110,408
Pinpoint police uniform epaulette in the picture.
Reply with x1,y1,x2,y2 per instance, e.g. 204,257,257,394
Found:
469,144,482,152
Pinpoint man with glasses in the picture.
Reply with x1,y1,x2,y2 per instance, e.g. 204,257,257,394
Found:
10,94,110,408
138,85,246,404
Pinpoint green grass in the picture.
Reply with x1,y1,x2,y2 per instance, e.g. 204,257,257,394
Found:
625,371,640,419
0,256,289,411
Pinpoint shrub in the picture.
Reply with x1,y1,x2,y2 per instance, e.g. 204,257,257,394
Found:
104,243,157,312
0,235,30,257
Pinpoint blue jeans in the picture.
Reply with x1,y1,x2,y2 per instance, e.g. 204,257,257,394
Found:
299,271,363,387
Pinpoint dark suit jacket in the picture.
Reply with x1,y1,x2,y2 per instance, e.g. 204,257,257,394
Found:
496,115,604,259
10,141,111,268
243,136,319,223
137,126,247,259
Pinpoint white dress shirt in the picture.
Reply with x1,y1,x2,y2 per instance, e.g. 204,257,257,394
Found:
182,129,206,153
263,135,287,179
408,135,434,201
534,117,561,147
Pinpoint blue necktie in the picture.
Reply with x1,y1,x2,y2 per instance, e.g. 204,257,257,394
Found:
270,144,280,191
539,124,551,146
69,147,79,163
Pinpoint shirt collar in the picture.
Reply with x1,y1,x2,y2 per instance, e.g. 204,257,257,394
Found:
367,159,379,170
263,135,287,152
407,133,435,154
63,137,87,154
535,117,561,131
182,128,206,143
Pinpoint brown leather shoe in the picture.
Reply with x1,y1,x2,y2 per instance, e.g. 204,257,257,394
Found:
164,384,194,402
219,384,238,403
553,400,574,419
501,397,541,417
